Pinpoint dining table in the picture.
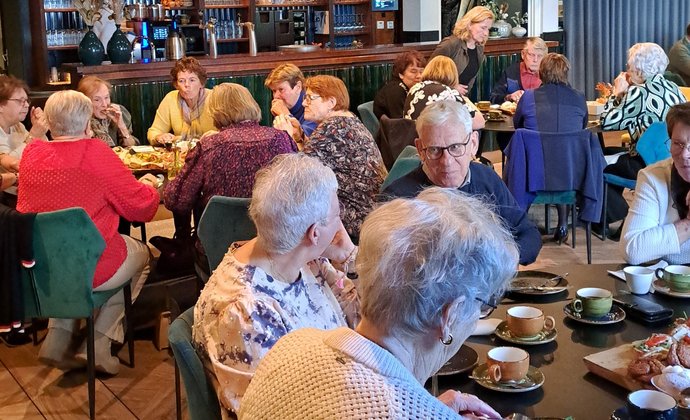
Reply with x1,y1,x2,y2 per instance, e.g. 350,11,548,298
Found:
430,263,690,420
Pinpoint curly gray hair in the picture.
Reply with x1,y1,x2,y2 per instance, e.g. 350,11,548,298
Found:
249,153,338,254
356,187,518,338
627,42,669,80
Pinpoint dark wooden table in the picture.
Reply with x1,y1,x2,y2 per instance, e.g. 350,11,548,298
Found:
432,263,690,419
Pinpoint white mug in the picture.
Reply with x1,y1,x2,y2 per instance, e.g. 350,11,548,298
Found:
624,266,654,295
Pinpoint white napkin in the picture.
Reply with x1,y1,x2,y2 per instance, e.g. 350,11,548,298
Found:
608,260,668,281
471,318,502,336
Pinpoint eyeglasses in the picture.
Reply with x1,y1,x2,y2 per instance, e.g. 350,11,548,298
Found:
422,134,471,160
304,93,322,102
475,294,501,319
668,139,690,153
7,98,30,106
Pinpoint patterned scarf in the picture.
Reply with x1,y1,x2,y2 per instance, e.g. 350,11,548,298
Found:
671,165,690,219
90,116,116,147
178,88,207,137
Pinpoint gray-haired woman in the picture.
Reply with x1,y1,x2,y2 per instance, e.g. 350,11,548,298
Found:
240,187,518,419
193,153,359,416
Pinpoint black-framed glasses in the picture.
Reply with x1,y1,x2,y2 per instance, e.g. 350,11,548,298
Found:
667,138,690,153
422,134,471,160
475,294,501,319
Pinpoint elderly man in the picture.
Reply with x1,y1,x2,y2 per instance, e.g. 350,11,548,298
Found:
668,23,690,86
265,63,317,141
490,37,547,104
382,100,542,265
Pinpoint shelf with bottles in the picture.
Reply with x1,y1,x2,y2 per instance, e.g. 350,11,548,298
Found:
332,4,368,35
255,1,328,7
202,7,248,41
44,8,89,48
203,0,249,8
42,0,75,9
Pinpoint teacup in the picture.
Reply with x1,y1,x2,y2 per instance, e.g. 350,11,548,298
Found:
626,389,678,420
477,100,491,111
487,346,529,383
572,287,612,318
624,266,654,295
655,265,690,293
506,306,555,338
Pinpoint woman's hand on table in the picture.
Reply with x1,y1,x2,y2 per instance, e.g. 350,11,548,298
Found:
29,107,49,138
506,90,524,102
438,390,501,419
0,154,19,172
1,173,18,191
155,133,175,145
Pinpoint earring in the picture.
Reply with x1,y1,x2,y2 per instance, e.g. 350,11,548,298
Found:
440,333,453,346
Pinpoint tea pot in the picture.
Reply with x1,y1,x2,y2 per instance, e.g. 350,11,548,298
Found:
165,17,186,60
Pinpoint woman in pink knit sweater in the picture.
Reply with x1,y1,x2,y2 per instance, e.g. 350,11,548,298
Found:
17,90,160,375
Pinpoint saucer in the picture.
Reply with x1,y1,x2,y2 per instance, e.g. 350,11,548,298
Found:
563,302,626,325
471,363,544,393
651,374,690,408
437,345,478,376
652,279,690,298
510,270,569,295
494,321,557,345
610,406,628,420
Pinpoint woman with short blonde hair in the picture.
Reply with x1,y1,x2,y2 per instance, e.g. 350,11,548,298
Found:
208,83,261,127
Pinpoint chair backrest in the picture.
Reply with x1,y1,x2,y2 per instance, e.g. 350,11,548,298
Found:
664,70,686,87
357,101,380,138
636,122,670,166
168,308,222,420
22,208,105,319
680,86,690,102
380,145,421,192
197,196,256,272
377,115,418,169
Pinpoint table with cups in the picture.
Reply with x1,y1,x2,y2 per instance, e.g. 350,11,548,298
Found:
431,263,690,419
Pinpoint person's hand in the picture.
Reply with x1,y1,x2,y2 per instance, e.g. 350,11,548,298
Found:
273,114,296,137
613,72,630,97
322,221,355,263
1,173,17,191
0,154,19,172
138,173,160,188
155,133,175,145
271,99,291,117
29,107,49,138
438,390,501,419
506,89,525,102
454,83,469,96
106,104,125,126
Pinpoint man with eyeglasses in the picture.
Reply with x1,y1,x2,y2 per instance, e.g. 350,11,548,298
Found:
382,100,542,265
622,103,690,265
489,37,547,105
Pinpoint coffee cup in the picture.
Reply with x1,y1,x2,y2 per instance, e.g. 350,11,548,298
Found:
506,306,555,338
572,287,612,318
477,100,490,111
487,346,529,383
626,389,678,420
655,265,690,293
624,266,654,295
488,109,502,120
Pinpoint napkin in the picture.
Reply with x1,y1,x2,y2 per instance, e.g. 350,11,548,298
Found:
608,260,668,281
471,318,502,336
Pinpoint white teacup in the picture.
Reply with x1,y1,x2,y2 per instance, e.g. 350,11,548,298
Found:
624,266,654,295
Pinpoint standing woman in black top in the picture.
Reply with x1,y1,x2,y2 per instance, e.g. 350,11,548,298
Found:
430,6,494,96
372,50,427,120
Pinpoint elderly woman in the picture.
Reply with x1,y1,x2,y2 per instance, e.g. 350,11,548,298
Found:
622,103,690,264
17,90,159,375
0,75,48,206
193,153,359,417
77,76,138,147
239,188,517,418
147,57,215,145
600,43,685,232
513,53,587,243
277,75,387,240
165,82,297,217
373,50,426,119
430,6,494,96
403,55,484,130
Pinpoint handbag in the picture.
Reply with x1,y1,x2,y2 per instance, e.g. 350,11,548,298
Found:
149,233,196,280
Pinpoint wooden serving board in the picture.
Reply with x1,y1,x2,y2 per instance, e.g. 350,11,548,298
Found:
583,343,652,391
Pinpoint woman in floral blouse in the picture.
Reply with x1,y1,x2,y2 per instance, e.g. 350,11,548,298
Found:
277,75,387,240
193,154,359,418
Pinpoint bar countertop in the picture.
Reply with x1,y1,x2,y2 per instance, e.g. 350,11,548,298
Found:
62,38,554,83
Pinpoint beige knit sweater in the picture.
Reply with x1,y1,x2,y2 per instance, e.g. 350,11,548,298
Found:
239,327,460,419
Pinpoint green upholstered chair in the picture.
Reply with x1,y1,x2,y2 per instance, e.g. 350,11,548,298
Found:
357,101,379,138
197,196,256,274
169,307,222,420
380,146,421,192
22,207,135,420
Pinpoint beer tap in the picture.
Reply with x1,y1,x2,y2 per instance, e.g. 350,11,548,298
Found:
199,10,218,59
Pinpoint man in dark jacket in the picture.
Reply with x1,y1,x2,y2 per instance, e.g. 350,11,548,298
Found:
490,37,547,104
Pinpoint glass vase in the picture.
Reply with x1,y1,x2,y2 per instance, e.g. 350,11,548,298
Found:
78,26,105,66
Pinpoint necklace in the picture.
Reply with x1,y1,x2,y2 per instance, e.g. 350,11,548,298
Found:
265,250,300,283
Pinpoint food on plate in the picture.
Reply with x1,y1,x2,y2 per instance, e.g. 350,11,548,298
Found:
112,146,188,171
667,342,690,369
633,333,674,357
628,356,666,383
654,365,690,397
627,318,690,383
595,82,613,104
500,101,517,114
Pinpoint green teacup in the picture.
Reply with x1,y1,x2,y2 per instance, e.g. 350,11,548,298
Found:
655,265,690,293
572,287,612,318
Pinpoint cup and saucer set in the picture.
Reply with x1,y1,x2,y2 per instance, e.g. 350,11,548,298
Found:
610,389,678,420
494,306,558,346
471,347,545,393
563,287,626,325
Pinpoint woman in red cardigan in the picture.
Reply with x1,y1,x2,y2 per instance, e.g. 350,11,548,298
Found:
17,90,160,375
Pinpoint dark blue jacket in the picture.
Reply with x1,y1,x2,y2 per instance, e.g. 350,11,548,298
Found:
290,91,317,137
382,162,542,265
513,83,588,132
490,61,523,104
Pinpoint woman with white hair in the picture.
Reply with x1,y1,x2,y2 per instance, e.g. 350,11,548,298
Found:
240,187,518,419
600,43,685,234
193,153,359,417
17,90,160,375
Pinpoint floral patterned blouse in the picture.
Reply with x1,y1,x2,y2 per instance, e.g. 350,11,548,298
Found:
192,244,357,415
304,115,387,239
403,80,472,120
